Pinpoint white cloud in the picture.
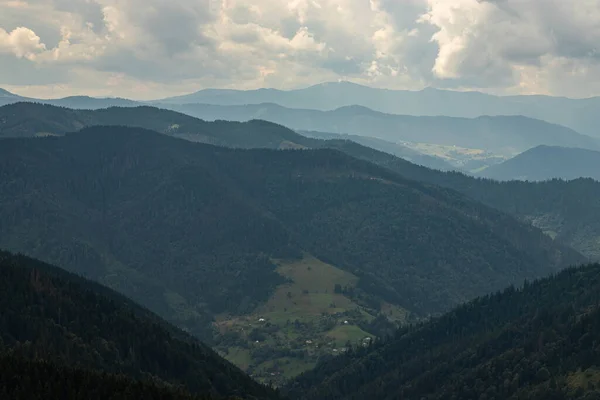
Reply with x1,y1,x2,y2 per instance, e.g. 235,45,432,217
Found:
0,26,46,60
0,0,600,98
420,0,600,93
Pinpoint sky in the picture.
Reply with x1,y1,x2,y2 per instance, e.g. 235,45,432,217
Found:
1,0,600,100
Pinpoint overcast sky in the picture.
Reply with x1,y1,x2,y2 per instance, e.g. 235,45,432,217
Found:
1,0,599,99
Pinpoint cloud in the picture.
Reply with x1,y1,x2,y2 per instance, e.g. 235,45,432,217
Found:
420,0,600,94
0,0,600,98
0,26,46,60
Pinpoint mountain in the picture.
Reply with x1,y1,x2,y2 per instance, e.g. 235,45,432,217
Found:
161,102,599,156
156,81,600,139
0,126,583,380
0,88,20,98
321,142,600,260
480,145,600,181
0,250,279,399
0,103,453,170
299,130,456,171
3,102,600,263
47,96,139,109
0,88,28,106
0,90,139,110
6,82,600,139
0,103,316,149
287,262,600,400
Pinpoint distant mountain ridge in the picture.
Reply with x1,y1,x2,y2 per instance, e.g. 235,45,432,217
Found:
3,102,600,263
0,126,582,342
5,81,600,138
160,102,599,156
480,145,600,181
154,81,600,139
0,103,450,171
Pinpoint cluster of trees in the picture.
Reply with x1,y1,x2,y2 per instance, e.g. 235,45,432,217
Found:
286,263,600,399
0,250,279,399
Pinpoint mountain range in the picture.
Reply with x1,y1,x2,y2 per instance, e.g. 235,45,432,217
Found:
3,101,597,170
5,81,597,138
5,102,600,260
3,98,600,398
158,103,600,157
479,145,600,181
0,121,584,380
154,81,600,139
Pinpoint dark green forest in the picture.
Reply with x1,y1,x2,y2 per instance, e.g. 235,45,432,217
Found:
4,102,599,262
0,250,279,399
0,102,317,149
2,103,600,399
286,263,600,400
328,140,600,260
0,355,210,400
0,126,581,341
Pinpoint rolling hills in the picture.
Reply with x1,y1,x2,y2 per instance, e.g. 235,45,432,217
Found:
0,250,279,399
0,102,313,148
5,81,600,139
161,102,599,156
480,145,600,181
287,262,600,400
0,125,584,380
3,102,599,262
154,81,600,139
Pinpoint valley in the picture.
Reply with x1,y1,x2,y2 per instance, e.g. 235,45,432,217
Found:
0,123,584,385
5,3,600,399
214,255,405,385
398,141,508,172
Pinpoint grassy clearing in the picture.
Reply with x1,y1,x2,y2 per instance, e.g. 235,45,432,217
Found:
381,302,409,322
224,347,253,370
326,325,372,347
214,255,407,385
256,255,358,322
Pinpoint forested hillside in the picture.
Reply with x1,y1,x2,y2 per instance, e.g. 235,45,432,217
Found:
3,103,597,263
0,127,581,347
0,250,279,399
0,102,315,150
0,356,208,400
319,140,600,260
287,262,600,400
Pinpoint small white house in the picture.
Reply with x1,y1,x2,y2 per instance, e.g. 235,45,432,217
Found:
258,318,266,322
